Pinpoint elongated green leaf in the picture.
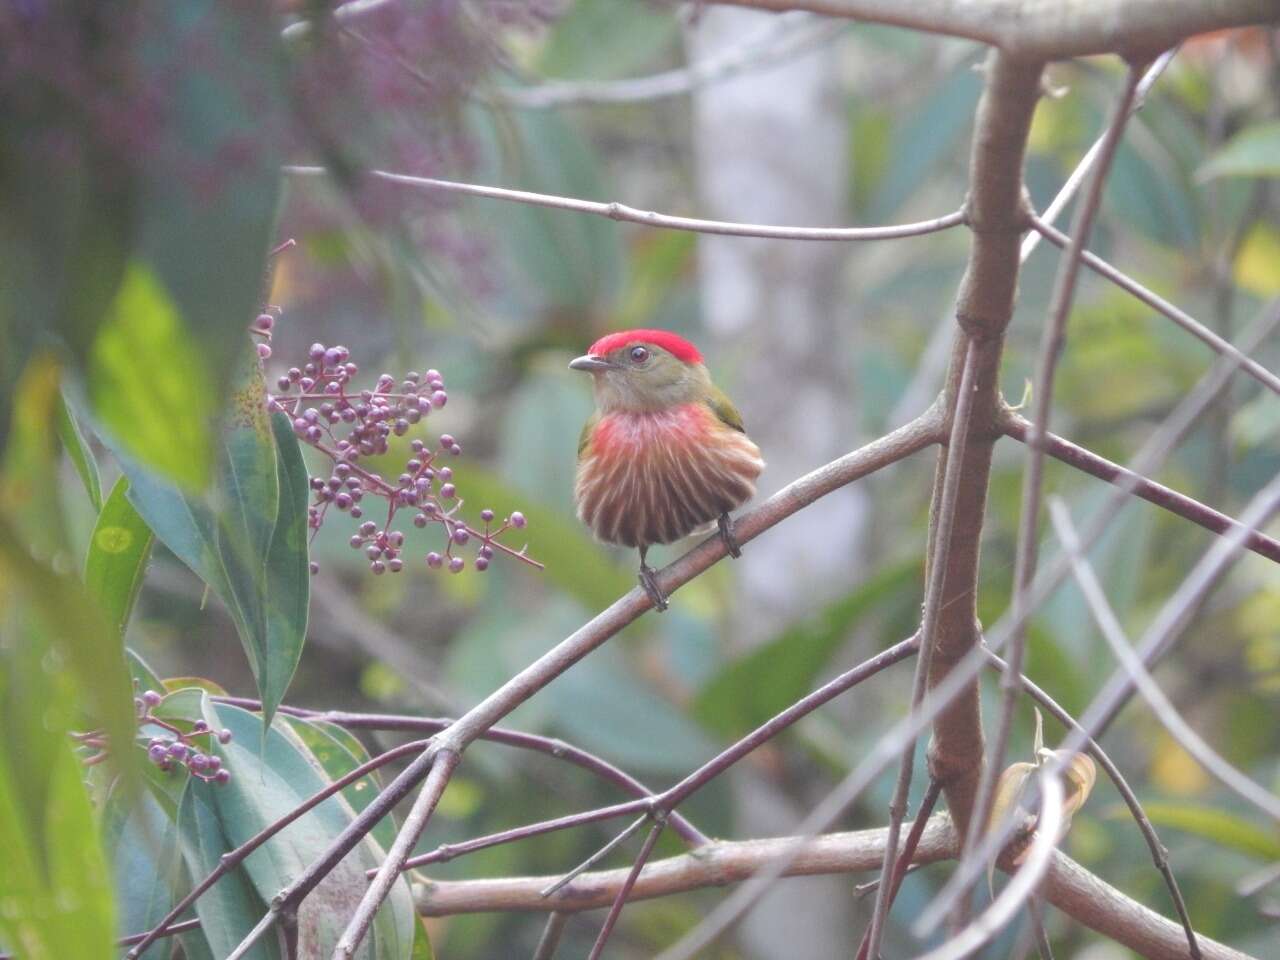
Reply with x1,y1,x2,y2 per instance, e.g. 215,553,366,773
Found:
694,561,919,738
120,409,309,726
176,781,280,960
1135,803,1280,860
1199,122,1280,181
283,717,398,852
57,391,102,512
86,476,155,639
206,703,416,959
102,784,188,951
0,515,137,773
90,263,216,488
0,629,116,960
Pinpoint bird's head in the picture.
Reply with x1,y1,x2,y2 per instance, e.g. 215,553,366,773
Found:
569,329,711,413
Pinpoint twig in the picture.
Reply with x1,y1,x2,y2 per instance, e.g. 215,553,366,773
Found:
920,468,1280,932
914,776,1065,960
980,647,1202,959
1028,216,1280,397
283,165,967,242
495,14,842,108
532,912,569,960
586,817,666,959
976,68,1143,930
999,414,1280,565
227,412,939,960
541,815,649,898
867,341,978,957
1019,51,1176,262
1048,499,1280,820
213,697,708,846
124,738,432,960
332,749,460,958
855,780,943,960
394,635,919,876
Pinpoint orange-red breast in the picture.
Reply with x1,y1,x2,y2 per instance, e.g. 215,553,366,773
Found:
570,329,764,609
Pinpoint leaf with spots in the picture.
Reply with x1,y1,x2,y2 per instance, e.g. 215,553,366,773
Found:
85,475,155,640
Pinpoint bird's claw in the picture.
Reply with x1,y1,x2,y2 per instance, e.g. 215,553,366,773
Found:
718,513,742,559
638,564,669,612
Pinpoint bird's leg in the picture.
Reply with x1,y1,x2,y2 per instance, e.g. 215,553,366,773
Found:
718,512,742,559
637,545,669,612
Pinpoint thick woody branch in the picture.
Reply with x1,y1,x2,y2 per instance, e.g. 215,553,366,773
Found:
923,50,1042,839
412,823,1251,960
712,0,1278,60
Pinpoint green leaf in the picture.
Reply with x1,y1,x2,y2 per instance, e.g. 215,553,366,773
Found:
85,476,155,640
176,780,280,960
205,703,416,959
409,914,435,960
1134,803,1280,860
119,410,309,726
0,515,137,773
57,391,102,512
101,783,188,948
282,716,399,852
0,630,116,960
694,561,919,738
89,263,217,488
1198,122,1280,180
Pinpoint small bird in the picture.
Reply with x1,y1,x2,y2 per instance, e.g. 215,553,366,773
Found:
570,329,765,610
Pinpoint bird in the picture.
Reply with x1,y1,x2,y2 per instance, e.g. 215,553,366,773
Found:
570,329,765,610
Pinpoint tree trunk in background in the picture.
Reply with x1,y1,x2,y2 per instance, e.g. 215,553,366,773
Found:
686,9,864,958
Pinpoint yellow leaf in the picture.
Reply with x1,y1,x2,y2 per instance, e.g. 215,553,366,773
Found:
1234,223,1280,296
1150,730,1210,795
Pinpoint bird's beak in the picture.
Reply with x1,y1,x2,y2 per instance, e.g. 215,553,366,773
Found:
569,355,615,373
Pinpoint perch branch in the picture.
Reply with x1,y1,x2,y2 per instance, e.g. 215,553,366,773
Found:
283,165,966,241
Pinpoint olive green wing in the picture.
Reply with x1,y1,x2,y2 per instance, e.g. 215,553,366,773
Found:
705,384,746,433
578,410,601,459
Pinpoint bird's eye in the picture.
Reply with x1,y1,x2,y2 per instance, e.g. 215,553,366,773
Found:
629,346,650,364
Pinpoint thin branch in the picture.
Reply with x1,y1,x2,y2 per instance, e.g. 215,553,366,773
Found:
532,912,569,960
980,648,1202,959
999,414,1280,565
332,749,460,958
496,13,842,108
395,634,919,875
586,817,666,959
283,165,967,241
710,0,1279,60
1020,51,1177,263
1048,499,1280,820
214,697,707,846
923,469,1280,930
868,341,979,957
1028,216,1280,397
225,412,940,960
124,737,431,960
541,815,649,898
416,818,957,915
914,776,1065,960
981,70,1143,917
855,780,943,960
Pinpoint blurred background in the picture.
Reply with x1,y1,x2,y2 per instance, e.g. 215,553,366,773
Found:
59,3,1280,956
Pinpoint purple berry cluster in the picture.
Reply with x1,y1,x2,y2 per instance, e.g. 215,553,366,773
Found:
257,314,541,577
136,689,232,785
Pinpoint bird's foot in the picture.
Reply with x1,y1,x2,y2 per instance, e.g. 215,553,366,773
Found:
718,513,742,559
638,563,669,612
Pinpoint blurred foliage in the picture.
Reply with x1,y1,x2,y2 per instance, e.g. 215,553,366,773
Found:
1,3,1279,959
